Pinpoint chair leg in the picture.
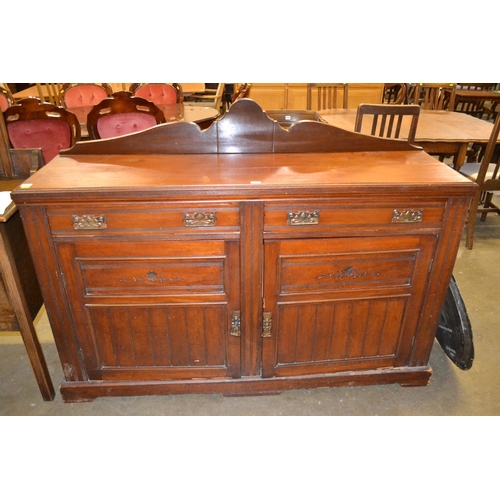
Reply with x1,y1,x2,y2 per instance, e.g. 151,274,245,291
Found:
480,192,493,222
466,196,480,250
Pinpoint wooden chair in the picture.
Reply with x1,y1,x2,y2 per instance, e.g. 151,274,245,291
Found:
188,83,226,111
59,83,113,108
86,91,166,140
454,83,497,118
0,85,14,112
130,83,184,105
412,83,456,110
3,97,81,165
382,83,407,104
459,112,500,249
35,83,62,105
232,83,251,104
307,84,349,110
354,104,420,144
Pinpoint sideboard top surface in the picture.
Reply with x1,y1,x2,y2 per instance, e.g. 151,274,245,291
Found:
11,150,476,203
11,99,477,203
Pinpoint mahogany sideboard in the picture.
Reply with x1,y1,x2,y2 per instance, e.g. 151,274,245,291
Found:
11,99,477,402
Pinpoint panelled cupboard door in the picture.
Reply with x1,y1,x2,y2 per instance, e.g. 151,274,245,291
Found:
55,239,241,381
262,235,437,378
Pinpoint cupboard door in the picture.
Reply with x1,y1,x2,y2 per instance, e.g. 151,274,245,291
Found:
262,235,436,377
55,239,241,381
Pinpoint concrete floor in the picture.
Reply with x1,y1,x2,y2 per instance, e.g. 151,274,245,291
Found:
1,202,499,416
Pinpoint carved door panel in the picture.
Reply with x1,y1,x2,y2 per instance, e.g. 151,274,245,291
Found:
55,239,241,381
262,235,436,378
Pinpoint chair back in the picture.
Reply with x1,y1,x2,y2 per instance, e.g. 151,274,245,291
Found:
232,84,251,103
453,83,497,117
307,84,349,110
382,83,407,104
459,112,500,249
60,83,113,108
35,83,62,105
3,97,81,164
0,85,14,112
188,83,226,111
412,83,456,110
130,83,183,105
354,104,420,144
86,91,166,139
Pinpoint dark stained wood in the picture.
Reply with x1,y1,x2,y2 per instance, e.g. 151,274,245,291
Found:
11,99,477,402
65,98,419,157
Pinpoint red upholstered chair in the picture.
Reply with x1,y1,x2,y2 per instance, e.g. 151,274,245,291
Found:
3,97,81,164
59,83,113,108
130,83,183,105
0,86,14,112
86,91,166,140
1,85,14,112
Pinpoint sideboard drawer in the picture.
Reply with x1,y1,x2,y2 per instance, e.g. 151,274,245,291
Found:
47,203,240,235
264,200,445,234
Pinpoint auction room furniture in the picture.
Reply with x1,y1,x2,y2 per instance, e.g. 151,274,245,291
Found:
130,83,184,105
0,182,55,401
187,83,225,111
11,99,476,403
354,104,420,144
307,84,349,110
319,108,496,170
382,84,408,104
1,85,14,111
3,97,81,165
59,83,113,108
86,91,166,139
411,83,456,110
459,113,500,249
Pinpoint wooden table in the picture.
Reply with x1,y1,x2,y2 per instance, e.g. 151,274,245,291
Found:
319,108,496,169
0,183,55,401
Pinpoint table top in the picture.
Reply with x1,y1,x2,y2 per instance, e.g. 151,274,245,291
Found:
319,108,495,144
453,89,500,101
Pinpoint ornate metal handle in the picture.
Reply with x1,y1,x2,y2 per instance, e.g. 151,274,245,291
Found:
72,215,107,230
287,210,320,226
183,212,217,227
262,312,272,338
391,209,423,223
230,311,241,337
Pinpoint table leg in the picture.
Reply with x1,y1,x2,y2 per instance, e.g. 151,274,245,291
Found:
0,231,55,401
453,143,469,170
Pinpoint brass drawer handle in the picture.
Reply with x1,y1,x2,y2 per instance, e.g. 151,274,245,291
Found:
391,209,423,223
230,311,241,337
72,215,107,230
183,212,217,227
287,210,320,226
262,312,272,338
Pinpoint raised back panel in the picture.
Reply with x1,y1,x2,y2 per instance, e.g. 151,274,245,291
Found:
63,99,420,156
